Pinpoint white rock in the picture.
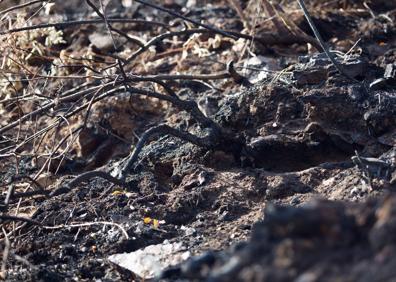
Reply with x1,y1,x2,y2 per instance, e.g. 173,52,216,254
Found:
108,241,190,279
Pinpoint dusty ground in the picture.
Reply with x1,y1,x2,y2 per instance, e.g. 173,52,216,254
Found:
0,0,395,281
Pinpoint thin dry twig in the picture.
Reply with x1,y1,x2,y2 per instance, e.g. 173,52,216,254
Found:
134,0,238,40
125,27,321,64
0,18,168,35
0,214,43,226
86,0,157,49
0,0,47,15
49,170,125,197
0,215,129,239
0,227,10,280
261,0,321,51
261,0,289,34
0,82,112,135
43,221,129,240
227,0,250,30
296,0,358,81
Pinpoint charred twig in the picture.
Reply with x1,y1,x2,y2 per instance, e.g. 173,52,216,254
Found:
0,19,168,36
261,0,321,51
34,125,83,177
0,0,47,15
3,186,14,212
119,124,216,179
85,0,144,48
0,215,129,240
0,214,43,226
123,85,221,131
127,72,230,82
125,28,219,63
0,228,10,280
0,82,114,135
124,69,235,97
127,74,177,97
133,0,238,40
227,0,250,30
261,0,289,34
5,190,49,201
1,175,47,208
85,0,119,50
49,170,125,197
89,0,166,102
82,85,107,127
227,61,251,86
2,175,45,192
297,0,358,81
0,87,123,157
125,27,321,63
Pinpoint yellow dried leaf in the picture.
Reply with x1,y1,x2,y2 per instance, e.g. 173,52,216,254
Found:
143,217,152,224
153,219,159,229
111,190,124,196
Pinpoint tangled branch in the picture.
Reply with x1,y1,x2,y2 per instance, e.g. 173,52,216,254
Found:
0,0,324,203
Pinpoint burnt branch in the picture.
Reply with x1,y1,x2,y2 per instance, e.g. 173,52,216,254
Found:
49,170,125,197
0,19,169,35
0,0,47,15
125,27,321,64
119,124,216,179
134,0,238,40
85,0,143,49
0,214,43,226
123,85,222,132
297,0,358,82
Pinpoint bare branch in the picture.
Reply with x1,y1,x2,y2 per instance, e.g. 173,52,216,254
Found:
296,0,358,81
0,19,169,36
119,124,216,179
134,0,238,40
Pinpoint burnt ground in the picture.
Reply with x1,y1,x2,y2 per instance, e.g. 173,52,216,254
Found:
0,0,396,281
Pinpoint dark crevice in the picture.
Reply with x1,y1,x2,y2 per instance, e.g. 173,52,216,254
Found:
246,137,362,172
